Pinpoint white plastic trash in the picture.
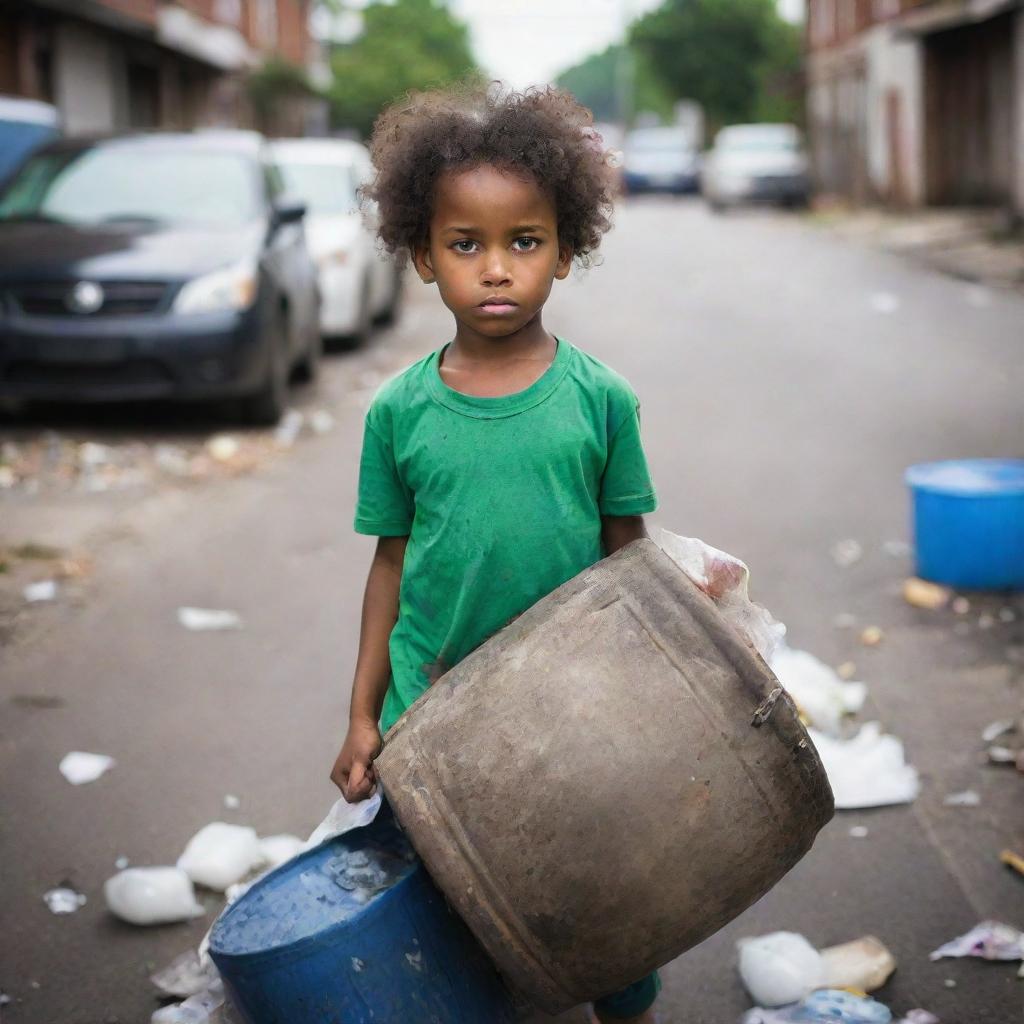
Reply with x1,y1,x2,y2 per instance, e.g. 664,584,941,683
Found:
808,722,919,809
59,750,116,785
769,646,867,735
737,931,825,1007
105,867,205,925
177,822,264,891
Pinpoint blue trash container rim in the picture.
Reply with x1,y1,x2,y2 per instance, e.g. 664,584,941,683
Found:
209,833,421,968
905,458,1024,497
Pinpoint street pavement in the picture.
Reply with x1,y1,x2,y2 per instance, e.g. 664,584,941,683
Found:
2,199,1023,1024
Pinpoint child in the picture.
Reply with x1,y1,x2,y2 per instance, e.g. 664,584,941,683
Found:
330,84,661,1024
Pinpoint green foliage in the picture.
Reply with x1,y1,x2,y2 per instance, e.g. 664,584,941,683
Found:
630,0,803,132
246,56,315,121
556,44,674,125
327,0,477,139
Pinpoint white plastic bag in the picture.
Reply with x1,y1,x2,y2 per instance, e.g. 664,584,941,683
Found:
769,646,867,735
105,867,205,925
177,823,265,891
738,931,825,1007
808,723,920,809
657,531,785,662
304,791,382,850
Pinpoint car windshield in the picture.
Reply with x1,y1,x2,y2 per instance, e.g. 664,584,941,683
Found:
718,128,799,153
626,130,692,153
0,145,260,227
276,160,357,216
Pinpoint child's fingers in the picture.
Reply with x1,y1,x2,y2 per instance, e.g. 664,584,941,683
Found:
345,760,367,802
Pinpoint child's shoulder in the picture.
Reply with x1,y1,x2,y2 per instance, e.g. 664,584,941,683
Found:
366,350,435,418
564,342,639,403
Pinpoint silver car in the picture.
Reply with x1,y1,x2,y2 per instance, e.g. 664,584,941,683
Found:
702,124,810,211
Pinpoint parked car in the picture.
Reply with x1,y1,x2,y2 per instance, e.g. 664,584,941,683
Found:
0,130,320,423
701,123,810,211
0,96,59,186
271,138,401,344
622,126,700,194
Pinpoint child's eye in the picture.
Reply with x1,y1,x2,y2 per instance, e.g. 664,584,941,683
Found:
512,236,540,252
451,239,478,254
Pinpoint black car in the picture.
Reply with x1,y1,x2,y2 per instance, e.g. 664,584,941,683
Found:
0,130,320,423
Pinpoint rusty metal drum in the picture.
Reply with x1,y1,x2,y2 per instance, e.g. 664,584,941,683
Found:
376,539,833,1014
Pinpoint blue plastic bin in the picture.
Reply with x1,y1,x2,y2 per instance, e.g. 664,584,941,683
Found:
209,810,517,1024
906,459,1024,589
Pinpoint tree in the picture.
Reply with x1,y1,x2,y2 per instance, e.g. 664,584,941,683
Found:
556,44,675,125
327,0,477,139
630,0,802,131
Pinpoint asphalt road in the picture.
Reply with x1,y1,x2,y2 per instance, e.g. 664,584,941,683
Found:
2,199,1023,1024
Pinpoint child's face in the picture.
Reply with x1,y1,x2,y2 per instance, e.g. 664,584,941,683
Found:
413,164,572,340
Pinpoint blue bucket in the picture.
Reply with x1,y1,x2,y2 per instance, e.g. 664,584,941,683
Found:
905,459,1024,589
209,809,517,1024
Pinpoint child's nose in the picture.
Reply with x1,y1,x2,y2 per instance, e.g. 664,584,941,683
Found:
480,252,512,288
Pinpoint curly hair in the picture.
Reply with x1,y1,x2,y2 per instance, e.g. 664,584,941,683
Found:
364,83,615,266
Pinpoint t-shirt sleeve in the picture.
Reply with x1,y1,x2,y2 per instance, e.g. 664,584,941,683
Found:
354,405,413,536
598,387,658,517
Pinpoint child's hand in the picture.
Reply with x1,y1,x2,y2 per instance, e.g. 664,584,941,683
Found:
330,718,383,802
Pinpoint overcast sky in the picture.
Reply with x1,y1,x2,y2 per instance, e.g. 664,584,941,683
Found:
314,1,806,91
451,0,805,89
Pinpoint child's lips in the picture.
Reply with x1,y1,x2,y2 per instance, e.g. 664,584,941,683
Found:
477,298,519,315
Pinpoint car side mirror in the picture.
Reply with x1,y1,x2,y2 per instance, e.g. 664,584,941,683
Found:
272,198,307,226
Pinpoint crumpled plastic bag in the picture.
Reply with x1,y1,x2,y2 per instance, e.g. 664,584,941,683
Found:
304,790,382,850
807,722,919,809
105,867,205,925
929,920,1024,962
658,531,785,662
177,823,265,892
738,931,825,1007
741,989,892,1023
769,646,867,735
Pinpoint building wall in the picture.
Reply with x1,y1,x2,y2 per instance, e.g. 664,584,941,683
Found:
53,20,120,133
864,23,924,204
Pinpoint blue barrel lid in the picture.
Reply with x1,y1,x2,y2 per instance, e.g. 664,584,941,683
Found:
906,459,1024,497
211,819,417,960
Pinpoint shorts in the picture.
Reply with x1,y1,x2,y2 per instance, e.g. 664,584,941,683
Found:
592,970,662,1018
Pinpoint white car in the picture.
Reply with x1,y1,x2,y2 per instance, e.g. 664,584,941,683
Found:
271,138,401,343
701,124,810,211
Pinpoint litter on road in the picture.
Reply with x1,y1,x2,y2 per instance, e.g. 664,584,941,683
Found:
104,867,205,926
177,608,244,632
929,920,1024,962
951,596,970,615
831,539,863,568
741,988,893,1023
177,822,265,892
769,645,866,735
23,579,57,603
982,719,1015,743
942,790,980,807
151,979,224,1024
43,887,86,914
738,931,824,1007
820,936,896,992
902,578,950,610
206,435,241,463
1000,849,1024,878
58,750,116,785
151,950,221,999
223,794,240,810
869,291,901,314
309,409,336,434
273,409,304,449
808,722,920,809
859,626,884,647
849,826,869,838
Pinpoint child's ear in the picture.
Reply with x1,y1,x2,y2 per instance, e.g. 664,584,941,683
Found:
412,242,435,284
554,243,573,280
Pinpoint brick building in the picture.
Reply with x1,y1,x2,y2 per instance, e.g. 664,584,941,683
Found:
0,0,319,135
805,0,1024,215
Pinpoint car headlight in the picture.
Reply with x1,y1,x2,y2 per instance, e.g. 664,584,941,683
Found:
173,261,258,315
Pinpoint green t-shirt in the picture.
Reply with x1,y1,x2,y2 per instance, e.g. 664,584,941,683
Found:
354,339,658,733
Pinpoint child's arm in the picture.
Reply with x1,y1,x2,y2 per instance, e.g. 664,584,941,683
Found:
602,515,647,555
330,535,408,802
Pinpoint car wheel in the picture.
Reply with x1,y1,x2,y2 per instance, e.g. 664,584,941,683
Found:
242,310,289,425
374,266,403,326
